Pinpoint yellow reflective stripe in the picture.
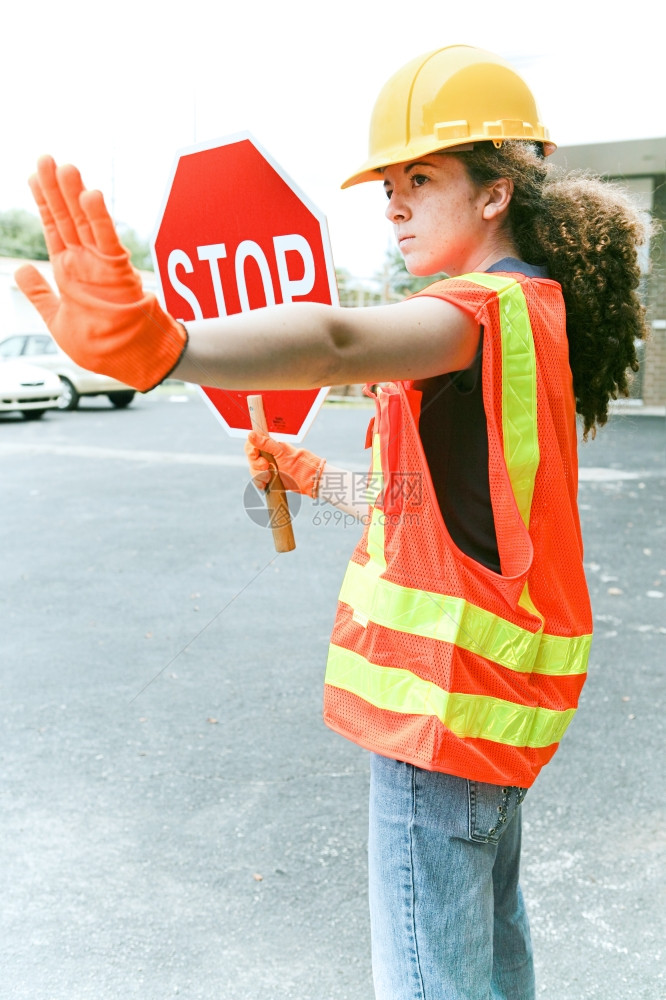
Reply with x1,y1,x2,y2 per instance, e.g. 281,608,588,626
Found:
365,507,388,572
364,432,383,507
339,559,590,676
517,579,545,637
326,644,575,748
500,283,540,529
453,275,544,634
534,631,592,676
463,273,540,529
364,434,387,570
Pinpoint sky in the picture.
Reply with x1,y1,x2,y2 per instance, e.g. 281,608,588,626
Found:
3,0,664,279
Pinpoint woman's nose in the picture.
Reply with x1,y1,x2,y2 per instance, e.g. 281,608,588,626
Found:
385,191,409,223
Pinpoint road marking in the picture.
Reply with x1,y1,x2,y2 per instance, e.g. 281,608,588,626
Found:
578,468,654,481
0,444,661,479
0,442,248,466
0,441,367,470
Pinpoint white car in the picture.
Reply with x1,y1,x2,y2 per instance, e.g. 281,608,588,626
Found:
0,359,63,419
0,333,136,411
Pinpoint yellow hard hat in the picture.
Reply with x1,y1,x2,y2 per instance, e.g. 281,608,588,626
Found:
342,44,555,188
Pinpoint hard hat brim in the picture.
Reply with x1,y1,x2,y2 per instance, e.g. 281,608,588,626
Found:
341,136,557,189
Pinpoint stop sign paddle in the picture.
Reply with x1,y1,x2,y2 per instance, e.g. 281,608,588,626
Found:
151,133,339,552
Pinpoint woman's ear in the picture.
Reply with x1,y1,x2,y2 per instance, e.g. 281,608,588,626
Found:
481,177,514,221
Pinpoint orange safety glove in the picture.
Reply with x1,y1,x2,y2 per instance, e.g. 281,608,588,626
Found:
245,430,326,498
14,155,187,393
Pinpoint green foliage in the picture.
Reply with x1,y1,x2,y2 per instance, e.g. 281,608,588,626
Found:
0,209,154,271
0,209,48,260
117,225,154,271
336,248,446,308
335,267,381,307
381,246,446,298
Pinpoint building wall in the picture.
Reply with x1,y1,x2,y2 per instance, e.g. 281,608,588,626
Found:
0,256,158,339
0,257,50,336
644,176,666,406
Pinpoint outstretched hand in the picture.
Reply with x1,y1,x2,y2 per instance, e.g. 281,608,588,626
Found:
15,156,187,392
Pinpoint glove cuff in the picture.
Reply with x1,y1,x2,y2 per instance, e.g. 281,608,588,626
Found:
118,295,189,392
310,458,326,500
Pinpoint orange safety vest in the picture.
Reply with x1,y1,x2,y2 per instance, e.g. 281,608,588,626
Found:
323,272,593,788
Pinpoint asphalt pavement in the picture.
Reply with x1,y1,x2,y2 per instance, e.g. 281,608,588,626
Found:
1,387,664,1000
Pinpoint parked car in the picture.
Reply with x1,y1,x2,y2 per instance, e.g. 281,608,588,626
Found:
0,358,63,419
0,333,136,410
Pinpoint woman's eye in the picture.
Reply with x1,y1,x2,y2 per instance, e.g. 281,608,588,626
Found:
384,188,393,200
411,173,428,187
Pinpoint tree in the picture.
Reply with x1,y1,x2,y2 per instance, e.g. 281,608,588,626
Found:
117,225,154,271
0,208,154,271
380,246,446,299
0,209,48,260
335,249,447,310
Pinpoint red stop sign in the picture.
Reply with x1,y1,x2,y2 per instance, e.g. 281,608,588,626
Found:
151,133,337,440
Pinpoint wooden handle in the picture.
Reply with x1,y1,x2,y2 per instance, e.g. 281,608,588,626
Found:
247,395,296,553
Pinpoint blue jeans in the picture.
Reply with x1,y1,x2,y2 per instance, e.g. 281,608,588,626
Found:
369,754,534,1000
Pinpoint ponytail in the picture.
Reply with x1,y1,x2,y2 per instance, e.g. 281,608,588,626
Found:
454,142,652,438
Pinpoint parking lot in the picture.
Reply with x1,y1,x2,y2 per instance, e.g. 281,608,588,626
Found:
1,387,664,1000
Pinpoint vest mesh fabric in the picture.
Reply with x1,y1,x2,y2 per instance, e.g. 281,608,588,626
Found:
323,274,592,788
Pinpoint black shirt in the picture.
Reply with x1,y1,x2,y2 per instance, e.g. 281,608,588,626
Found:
416,259,548,573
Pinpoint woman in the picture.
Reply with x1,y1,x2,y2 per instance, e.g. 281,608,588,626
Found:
17,44,649,1000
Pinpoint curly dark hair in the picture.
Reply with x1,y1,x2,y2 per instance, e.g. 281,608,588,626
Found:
452,142,651,438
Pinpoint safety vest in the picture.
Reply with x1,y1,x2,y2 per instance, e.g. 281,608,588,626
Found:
323,272,593,788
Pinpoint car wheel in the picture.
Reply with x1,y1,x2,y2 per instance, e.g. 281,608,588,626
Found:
57,377,80,410
107,391,136,408
22,410,46,420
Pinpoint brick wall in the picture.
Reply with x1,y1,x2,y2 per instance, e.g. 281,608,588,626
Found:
644,176,666,406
